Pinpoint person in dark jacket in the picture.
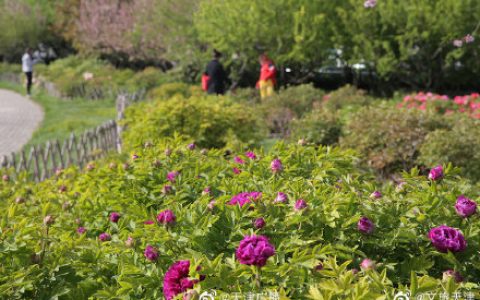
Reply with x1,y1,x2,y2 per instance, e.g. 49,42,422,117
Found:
205,49,228,95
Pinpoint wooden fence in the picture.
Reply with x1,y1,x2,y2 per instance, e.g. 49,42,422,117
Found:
0,120,118,182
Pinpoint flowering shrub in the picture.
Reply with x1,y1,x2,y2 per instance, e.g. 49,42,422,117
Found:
0,137,479,298
398,92,480,119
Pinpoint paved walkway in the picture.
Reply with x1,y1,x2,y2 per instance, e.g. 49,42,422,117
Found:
0,89,44,157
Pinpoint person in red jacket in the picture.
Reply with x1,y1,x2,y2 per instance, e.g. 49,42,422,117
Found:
257,54,277,99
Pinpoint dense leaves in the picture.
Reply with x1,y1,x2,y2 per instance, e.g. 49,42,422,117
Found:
0,138,479,298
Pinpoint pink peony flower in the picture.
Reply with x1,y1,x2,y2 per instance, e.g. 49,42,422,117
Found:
253,217,266,229
109,212,121,223
202,187,211,195
453,39,463,47
274,192,288,204
270,159,283,174
245,151,257,160
357,217,375,234
364,0,377,8
370,191,382,199
442,270,464,283
207,200,216,210
455,195,477,218
428,225,466,253
157,209,176,225
167,171,179,183
144,245,159,261
294,199,308,211
428,165,443,181
77,227,86,234
228,192,262,207
232,167,242,174
99,233,111,242
236,235,275,267
234,156,245,164
360,258,375,270
464,34,475,43
163,260,202,300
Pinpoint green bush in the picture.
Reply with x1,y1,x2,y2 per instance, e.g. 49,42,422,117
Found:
146,82,202,100
122,95,267,149
289,109,342,145
259,84,324,136
0,138,478,299
420,116,480,181
322,84,373,111
341,103,447,176
36,56,170,99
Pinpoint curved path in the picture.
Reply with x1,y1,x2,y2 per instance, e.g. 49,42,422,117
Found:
0,89,44,157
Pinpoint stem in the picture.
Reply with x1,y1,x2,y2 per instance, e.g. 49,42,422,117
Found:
255,267,262,290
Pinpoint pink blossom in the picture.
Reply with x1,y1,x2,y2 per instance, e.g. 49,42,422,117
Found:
245,151,257,160
360,258,375,270
233,156,245,164
453,39,463,47
364,0,377,8
232,167,241,174
464,34,475,43
167,171,179,182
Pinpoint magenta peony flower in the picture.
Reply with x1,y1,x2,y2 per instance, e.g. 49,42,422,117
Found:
357,217,375,234
253,218,266,229
144,245,159,261
270,159,283,174
245,151,257,160
370,191,382,199
228,192,262,207
364,0,376,8
234,156,245,164
294,199,307,211
109,212,121,223
274,192,288,204
360,258,375,270
77,227,86,234
442,270,464,283
99,233,111,242
236,235,275,267
428,225,466,253
167,171,179,183
428,165,444,181
163,260,202,300
455,195,477,218
232,167,241,174
453,39,463,47
187,143,196,150
157,209,176,225
464,34,475,43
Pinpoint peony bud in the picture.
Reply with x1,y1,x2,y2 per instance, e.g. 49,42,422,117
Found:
294,199,308,211
274,192,288,204
43,215,55,226
357,216,375,234
253,217,266,229
77,227,86,234
109,212,121,223
144,245,159,261
207,200,216,210
442,270,463,283
187,143,196,150
270,159,283,174
99,232,111,242
370,191,382,199
428,165,443,181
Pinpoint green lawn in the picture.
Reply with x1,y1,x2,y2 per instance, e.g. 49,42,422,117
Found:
0,81,116,149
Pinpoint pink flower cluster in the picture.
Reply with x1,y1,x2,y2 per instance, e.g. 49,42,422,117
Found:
364,0,377,8
428,225,466,253
228,192,262,207
453,34,475,47
398,92,480,119
163,260,202,300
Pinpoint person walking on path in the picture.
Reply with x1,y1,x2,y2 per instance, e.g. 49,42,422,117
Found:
205,49,228,95
257,54,277,99
21,48,39,96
